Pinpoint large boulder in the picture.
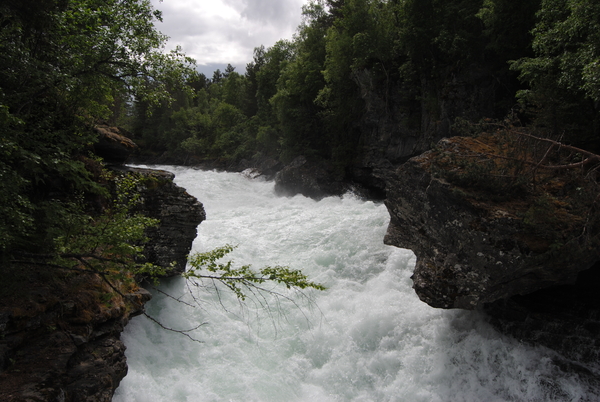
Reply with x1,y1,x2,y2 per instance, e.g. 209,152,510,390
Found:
274,156,348,199
383,134,600,309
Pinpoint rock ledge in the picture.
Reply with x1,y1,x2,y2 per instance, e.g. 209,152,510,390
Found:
384,134,600,309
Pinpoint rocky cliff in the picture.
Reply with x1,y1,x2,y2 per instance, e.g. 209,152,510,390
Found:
118,167,206,276
383,131,600,371
272,66,503,200
0,268,151,402
0,167,204,401
384,132,600,308
346,65,502,195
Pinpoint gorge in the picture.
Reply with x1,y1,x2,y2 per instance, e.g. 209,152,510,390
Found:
113,166,599,401
2,0,599,399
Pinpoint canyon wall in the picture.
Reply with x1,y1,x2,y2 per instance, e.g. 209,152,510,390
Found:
0,168,205,401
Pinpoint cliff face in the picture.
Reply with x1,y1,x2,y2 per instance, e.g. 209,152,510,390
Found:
348,65,500,192
382,133,600,371
0,167,204,401
0,268,151,402
383,134,600,309
131,167,206,276
273,66,501,199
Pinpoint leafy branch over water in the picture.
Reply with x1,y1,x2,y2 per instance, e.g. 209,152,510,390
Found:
185,245,326,302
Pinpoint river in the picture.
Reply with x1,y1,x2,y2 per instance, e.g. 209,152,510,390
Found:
113,166,593,402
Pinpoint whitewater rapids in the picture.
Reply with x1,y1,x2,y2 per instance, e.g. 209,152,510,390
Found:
114,166,594,402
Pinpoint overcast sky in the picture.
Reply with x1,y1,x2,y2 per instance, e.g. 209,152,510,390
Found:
151,0,310,76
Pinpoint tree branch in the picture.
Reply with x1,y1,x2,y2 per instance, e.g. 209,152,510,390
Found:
142,312,206,343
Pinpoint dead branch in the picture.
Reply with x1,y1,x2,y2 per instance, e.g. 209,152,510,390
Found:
142,312,206,343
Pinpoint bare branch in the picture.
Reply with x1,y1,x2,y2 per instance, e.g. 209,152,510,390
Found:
142,312,206,343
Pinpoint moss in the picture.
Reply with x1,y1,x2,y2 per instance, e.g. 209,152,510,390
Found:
421,125,600,267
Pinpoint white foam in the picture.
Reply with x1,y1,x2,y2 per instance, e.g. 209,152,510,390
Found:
114,167,594,402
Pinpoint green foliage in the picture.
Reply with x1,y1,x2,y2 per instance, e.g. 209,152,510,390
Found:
131,39,298,162
476,0,540,61
185,245,325,301
254,41,295,118
52,172,163,278
511,0,600,147
395,0,486,74
169,107,214,153
0,0,194,254
270,2,330,161
129,0,598,182
221,71,247,110
0,106,34,250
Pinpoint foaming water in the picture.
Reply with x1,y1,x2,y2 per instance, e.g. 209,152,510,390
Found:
114,166,595,402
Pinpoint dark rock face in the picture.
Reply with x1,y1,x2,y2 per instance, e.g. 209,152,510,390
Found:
0,277,151,402
348,65,499,196
128,167,206,276
93,125,138,165
486,264,600,355
233,156,283,180
383,137,600,310
274,156,349,199
484,262,600,382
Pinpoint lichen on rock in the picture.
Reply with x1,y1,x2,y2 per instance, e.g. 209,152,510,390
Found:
384,129,600,309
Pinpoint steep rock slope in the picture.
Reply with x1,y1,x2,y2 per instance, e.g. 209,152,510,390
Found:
124,167,206,276
0,169,205,401
383,131,600,373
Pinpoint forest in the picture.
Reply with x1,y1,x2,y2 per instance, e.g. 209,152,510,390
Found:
1,0,599,268
130,0,600,167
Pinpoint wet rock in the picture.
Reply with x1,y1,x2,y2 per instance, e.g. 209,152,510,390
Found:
274,156,348,199
116,167,206,276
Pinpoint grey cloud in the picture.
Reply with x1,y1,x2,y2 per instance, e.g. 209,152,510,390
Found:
239,0,303,26
151,0,307,67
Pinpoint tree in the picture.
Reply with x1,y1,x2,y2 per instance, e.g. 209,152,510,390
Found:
185,245,325,300
511,0,600,149
223,63,236,78
212,69,224,84
222,71,248,111
271,1,330,161
163,244,325,341
317,0,398,165
0,0,194,253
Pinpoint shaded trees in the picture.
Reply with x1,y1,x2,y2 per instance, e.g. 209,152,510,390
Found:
128,0,599,176
511,0,600,150
0,0,194,253
272,1,330,161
